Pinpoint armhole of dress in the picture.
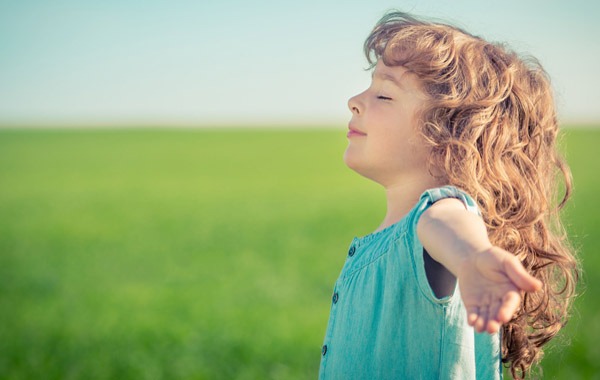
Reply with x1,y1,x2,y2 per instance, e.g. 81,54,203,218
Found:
408,186,481,305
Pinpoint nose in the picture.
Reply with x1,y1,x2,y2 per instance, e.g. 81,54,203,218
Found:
348,94,361,115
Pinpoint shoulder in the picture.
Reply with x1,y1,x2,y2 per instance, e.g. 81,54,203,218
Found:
419,186,479,214
421,197,468,217
414,186,480,227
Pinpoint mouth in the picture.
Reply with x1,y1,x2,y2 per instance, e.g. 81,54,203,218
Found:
347,124,367,138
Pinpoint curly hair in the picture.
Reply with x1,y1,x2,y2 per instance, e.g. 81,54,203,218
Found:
363,11,579,379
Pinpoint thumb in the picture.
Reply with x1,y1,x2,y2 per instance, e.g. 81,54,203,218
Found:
504,255,542,292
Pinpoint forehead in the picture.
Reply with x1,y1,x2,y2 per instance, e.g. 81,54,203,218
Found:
372,61,423,91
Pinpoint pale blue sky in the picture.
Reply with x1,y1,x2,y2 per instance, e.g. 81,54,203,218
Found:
1,0,599,126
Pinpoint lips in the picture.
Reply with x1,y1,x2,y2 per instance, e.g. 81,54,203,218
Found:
347,124,367,138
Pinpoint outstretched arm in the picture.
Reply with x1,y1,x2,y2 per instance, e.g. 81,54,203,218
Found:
416,198,542,334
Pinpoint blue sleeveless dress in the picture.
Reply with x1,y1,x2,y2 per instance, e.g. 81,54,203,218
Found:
319,186,502,379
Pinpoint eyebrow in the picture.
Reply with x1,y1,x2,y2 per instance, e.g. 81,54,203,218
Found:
372,71,405,89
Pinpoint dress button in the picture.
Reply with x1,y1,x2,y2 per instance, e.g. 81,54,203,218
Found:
332,292,339,304
322,344,328,356
348,246,356,257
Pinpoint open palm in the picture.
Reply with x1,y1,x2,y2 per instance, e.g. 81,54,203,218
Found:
457,246,542,334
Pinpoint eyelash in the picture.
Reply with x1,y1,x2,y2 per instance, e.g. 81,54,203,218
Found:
377,95,393,101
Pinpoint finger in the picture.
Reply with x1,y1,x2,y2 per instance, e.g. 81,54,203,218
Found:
489,299,502,324
474,315,485,333
481,305,489,333
466,306,479,326
486,301,502,334
474,306,489,333
486,319,501,334
498,291,521,323
505,256,542,292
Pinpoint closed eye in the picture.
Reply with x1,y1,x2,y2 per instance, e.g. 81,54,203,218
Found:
377,95,393,101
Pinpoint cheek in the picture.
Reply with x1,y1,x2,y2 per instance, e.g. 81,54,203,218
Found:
372,124,410,151
374,128,428,165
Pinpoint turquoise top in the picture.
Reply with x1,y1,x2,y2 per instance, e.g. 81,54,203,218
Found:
319,186,502,379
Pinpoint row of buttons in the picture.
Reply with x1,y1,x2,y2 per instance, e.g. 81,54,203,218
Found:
323,245,357,358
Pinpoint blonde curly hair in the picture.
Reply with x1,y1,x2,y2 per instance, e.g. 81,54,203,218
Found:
364,11,579,379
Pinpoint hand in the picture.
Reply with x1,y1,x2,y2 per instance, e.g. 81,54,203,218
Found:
456,246,542,334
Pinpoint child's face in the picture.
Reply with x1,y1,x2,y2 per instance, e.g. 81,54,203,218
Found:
344,61,432,187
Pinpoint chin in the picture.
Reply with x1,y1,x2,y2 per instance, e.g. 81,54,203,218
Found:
343,149,360,171
343,150,371,178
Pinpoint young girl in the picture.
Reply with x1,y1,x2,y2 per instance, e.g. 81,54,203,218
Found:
319,11,579,379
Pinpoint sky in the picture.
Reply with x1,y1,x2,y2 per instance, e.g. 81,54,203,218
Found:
1,0,599,127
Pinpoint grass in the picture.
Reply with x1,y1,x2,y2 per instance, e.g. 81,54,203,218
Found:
0,127,598,379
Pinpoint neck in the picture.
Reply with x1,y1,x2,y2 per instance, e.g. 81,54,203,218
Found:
376,175,443,232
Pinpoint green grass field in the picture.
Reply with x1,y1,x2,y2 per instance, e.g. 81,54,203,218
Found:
0,127,598,379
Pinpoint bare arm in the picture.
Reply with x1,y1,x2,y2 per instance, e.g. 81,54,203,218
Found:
416,198,542,334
